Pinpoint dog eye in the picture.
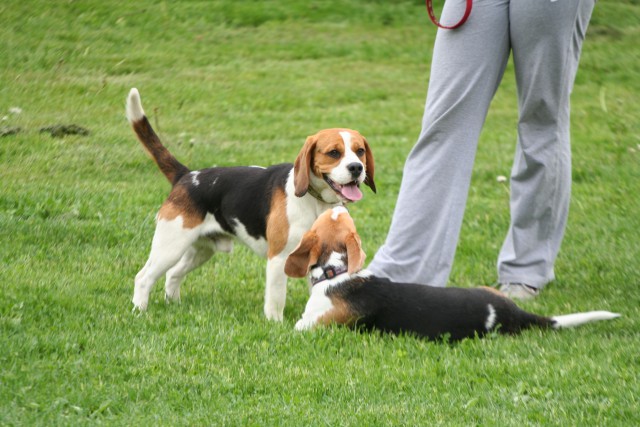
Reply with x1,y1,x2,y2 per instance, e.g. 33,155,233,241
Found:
326,149,341,159
356,148,366,157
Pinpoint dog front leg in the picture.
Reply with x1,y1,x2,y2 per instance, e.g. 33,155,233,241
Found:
264,256,287,321
294,286,333,331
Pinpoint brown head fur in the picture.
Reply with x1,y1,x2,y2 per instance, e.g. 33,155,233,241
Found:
293,129,376,197
285,207,366,278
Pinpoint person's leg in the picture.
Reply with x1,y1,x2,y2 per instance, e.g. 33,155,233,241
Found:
498,0,596,289
369,0,511,286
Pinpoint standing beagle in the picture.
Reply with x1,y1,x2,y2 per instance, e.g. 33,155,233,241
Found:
126,89,375,320
285,208,620,340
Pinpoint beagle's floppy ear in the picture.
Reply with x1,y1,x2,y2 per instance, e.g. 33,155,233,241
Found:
363,137,376,193
345,232,366,274
285,231,319,278
293,135,317,197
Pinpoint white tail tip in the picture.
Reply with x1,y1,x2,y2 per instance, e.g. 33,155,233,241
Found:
126,88,145,123
552,311,621,329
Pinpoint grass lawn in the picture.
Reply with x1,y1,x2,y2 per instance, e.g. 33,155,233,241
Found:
1,0,638,425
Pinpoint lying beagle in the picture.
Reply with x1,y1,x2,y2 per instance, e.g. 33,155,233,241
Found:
285,207,620,340
126,89,375,321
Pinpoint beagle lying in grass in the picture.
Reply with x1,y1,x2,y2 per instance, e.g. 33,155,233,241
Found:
126,89,375,321
285,207,620,340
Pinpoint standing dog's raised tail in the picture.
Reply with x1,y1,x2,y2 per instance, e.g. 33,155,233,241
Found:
126,88,190,186
551,311,621,329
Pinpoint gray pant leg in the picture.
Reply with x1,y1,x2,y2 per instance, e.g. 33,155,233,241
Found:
369,0,511,286
497,0,595,288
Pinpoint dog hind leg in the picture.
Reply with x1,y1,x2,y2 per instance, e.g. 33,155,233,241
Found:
133,218,201,311
164,241,215,303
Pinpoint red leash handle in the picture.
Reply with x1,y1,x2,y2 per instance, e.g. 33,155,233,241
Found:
426,0,473,30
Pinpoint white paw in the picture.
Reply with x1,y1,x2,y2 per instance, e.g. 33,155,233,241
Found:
131,302,147,313
295,318,314,331
164,289,181,303
264,305,284,322
132,294,149,312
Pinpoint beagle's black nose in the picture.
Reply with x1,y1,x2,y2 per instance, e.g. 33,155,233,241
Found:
347,162,363,178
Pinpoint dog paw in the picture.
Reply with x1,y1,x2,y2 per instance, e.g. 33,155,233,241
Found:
264,306,284,322
295,318,314,331
131,304,147,315
164,290,181,304
131,296,148,312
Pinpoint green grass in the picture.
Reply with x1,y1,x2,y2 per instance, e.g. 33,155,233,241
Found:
1,0,639,425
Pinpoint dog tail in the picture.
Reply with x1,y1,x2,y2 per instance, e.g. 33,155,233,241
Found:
126,88,190,185
550,311,621,329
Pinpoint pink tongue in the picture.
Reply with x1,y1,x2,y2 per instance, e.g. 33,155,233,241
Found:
341,184,363,201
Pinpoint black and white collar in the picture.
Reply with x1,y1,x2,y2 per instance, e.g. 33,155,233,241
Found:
310,264,349,286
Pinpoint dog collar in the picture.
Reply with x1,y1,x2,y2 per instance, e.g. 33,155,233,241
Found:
310,265,349,286
306,185,326,202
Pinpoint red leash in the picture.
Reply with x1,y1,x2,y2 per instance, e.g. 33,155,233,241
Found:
426,0,473,29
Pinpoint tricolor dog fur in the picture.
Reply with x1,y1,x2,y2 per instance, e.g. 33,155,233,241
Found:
285,207,620,340
125,88,375,321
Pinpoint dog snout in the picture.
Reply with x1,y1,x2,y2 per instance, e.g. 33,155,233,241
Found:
347,162,363,179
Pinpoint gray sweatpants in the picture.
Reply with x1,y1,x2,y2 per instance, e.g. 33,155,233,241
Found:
369,0,595,288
